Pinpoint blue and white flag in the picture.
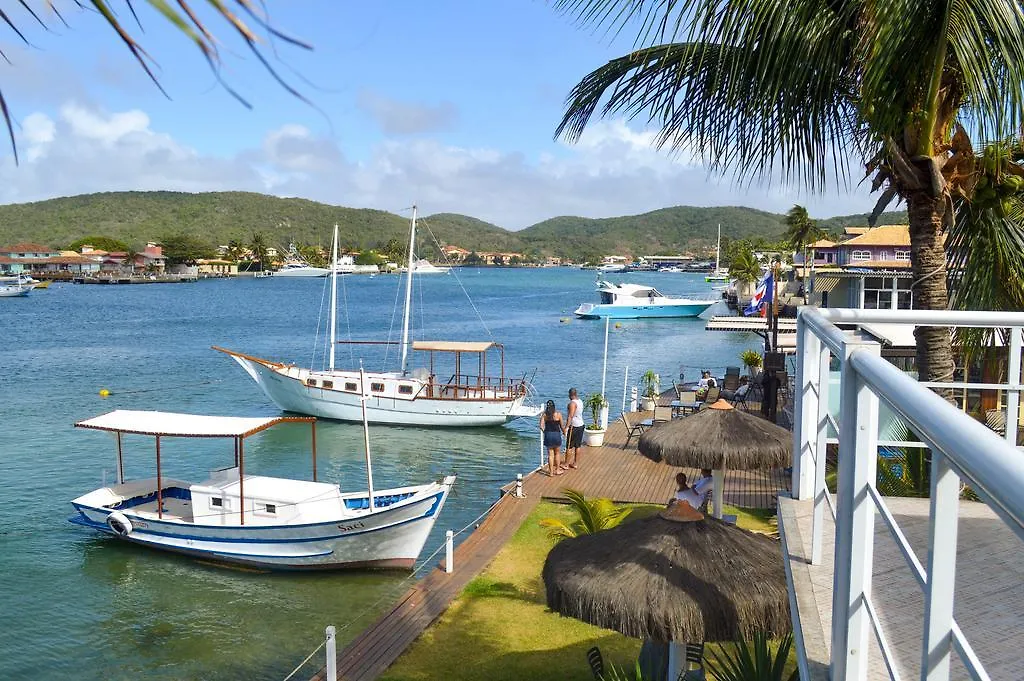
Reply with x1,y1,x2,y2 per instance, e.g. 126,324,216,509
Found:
743,272,774,316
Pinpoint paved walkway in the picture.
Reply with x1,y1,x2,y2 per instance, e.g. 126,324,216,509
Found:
779,496,1023,681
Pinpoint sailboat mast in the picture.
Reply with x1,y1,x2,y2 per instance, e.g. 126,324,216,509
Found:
329,224,339,371
715,223,721,271
359,366,375,508
399,206,417,374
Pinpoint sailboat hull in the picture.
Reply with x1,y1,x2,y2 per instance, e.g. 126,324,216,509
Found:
226,353,539,427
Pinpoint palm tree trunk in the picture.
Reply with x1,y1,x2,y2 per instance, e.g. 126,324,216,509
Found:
907,190,955,401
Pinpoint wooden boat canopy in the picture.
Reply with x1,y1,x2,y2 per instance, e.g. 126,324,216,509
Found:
75,409,315,439
412,340,497,353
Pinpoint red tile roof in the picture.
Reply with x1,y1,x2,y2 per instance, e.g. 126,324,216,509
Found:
0,242,56,253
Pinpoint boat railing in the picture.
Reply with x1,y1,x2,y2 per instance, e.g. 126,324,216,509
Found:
430,374,527,400
788,307,1024,681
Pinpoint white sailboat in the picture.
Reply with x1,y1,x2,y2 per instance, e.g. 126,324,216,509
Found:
705,224,730,282
69,405,455,570
0,275,35,297
216,208,539,427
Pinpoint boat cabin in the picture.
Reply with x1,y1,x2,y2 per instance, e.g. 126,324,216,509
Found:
597,282,665,304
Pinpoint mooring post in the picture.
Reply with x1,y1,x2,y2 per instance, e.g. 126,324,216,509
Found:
515,473,524,498
445,530,454,573
325,625,336,681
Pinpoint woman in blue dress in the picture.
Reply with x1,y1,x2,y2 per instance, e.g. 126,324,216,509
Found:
540,399,565,476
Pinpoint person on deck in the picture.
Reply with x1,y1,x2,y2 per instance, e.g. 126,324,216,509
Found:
721,376,750,401
670,472,704,509
540,400,566,476
564,388,585,469
692,468,714,496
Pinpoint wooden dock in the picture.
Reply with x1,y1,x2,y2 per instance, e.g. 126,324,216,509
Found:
314,410,789,680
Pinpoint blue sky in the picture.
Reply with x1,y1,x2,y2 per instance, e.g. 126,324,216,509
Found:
0,1,875,229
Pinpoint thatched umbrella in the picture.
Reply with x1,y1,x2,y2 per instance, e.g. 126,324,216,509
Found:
638,399,791,518
544,503,790,679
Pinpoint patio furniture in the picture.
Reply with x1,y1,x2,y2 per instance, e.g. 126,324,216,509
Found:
722,373,740,392
671,395,701,417
677,643,706,681
654,406,673,423
586,646,604,679
622,412,649,447
704,386,721,403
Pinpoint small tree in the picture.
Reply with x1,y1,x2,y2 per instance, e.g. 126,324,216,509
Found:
539,489,631,541
584,392,608,430
639,370,660,400
729,247,761,286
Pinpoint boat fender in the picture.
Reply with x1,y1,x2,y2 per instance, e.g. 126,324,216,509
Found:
106,511,133,537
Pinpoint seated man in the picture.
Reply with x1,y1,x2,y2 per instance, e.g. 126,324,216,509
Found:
696,371,716,399
669,472,704,509
692,468,713,496
721,376,750,401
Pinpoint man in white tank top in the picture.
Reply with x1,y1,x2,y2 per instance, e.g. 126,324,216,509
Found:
565,388,585,469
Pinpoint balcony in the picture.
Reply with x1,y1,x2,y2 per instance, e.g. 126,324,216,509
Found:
780,308,1024,681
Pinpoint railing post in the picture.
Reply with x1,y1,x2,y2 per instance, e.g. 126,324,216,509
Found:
325,625,336,681
831,338,880,681
445,529,454,574
812,342,831,566
515,473,524,498
921,452,960,681
1006,327,1021,446
793,312,819,499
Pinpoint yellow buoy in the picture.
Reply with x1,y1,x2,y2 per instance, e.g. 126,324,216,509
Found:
99,389,110,398
614,322,622,328
560,317,570,324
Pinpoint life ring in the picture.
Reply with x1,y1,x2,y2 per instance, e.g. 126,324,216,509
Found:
106,511,133,537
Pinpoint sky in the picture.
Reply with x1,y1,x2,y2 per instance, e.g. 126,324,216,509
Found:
0,0,877,229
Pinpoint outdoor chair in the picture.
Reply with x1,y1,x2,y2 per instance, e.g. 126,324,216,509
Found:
725,366,740,378
675,643,706,681
653,406,672,423
622,413,649,448
704,386,721,403
674,383,685,400
722,373,740,392
586,646,604,680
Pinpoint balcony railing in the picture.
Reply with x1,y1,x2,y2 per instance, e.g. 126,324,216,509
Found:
788,308,1024,681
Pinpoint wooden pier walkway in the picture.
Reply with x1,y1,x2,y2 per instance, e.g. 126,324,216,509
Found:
314,409,789,680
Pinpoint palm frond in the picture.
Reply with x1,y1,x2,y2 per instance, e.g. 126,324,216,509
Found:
0,1,311,162
556,1,862,192
705,632,795,681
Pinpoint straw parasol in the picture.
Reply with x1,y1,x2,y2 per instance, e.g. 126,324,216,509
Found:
543,503,790,675
638,399,791,517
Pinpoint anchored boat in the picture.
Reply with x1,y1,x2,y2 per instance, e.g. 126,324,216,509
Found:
217,208,539,427
574,280,716,319
69,407,455,570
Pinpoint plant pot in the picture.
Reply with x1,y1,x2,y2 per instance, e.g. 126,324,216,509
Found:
641,398,657,411
583,428,606,447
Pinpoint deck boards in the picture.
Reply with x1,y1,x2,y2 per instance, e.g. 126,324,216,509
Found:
312,404,789,680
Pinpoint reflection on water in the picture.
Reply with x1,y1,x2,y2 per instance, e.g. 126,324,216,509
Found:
0,269,759,680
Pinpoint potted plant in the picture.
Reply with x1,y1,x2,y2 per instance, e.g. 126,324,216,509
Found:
639,370,660,411
740,349,763,378
583,393,609,447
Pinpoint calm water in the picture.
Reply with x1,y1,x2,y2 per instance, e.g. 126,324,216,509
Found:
0,267,758,680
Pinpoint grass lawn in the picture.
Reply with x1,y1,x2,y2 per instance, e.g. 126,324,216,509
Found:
380,501,777,681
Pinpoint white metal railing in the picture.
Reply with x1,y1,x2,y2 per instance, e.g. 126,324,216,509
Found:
789,307,1024,681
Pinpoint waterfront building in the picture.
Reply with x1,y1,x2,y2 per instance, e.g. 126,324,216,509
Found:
195,259,238,276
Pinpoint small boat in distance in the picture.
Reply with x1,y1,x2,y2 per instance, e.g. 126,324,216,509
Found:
658,266,684,273
69,408,455,570
574,281,717,319
705,224,730,282
408,258,450,274
0,275,34,297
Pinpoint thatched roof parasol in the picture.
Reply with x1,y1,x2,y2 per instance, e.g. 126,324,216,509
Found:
638,399,791,470
543,504,790,643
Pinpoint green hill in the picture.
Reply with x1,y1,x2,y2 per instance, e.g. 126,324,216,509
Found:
0,190,906,258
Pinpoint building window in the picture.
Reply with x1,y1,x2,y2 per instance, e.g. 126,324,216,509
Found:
398,385,414,395
371,382,385,392
851,250,871,262
894,250,910,261
863,276,913,310
345,382,358,391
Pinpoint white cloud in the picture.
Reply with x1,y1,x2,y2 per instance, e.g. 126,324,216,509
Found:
0,103,876,229
356,90,459,135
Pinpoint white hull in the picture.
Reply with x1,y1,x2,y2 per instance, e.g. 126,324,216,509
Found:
225,352,539,426
274,266,331,277
71,476,454,570
0,284,32,297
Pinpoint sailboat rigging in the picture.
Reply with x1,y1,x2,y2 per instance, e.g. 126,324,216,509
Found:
216,207,539,427
705,224,730,282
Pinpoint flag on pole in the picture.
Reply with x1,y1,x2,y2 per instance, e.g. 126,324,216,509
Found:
744,272,774,316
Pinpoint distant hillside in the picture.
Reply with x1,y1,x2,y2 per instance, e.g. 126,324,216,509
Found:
0,191,907,258
818,211,907,232
518,206,791,259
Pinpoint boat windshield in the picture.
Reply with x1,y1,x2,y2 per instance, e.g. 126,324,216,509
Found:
600,291,614,304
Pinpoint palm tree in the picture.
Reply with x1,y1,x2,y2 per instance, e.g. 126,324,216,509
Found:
225,239,245,264
729,246,761,288
554,1,1024,397
783,205,825,302
539,489,631,541
0,2,310,162
249,232,270,273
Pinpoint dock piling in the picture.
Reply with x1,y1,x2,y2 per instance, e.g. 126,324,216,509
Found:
325,626,336,681
445,530,454,573
515,473,524,498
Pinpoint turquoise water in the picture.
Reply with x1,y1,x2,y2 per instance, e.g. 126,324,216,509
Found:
0,268,758,680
